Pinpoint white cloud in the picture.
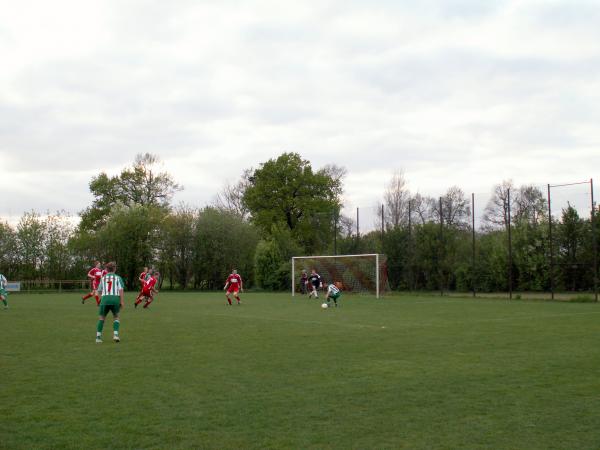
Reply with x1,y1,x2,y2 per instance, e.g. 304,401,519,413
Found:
0,0,599,223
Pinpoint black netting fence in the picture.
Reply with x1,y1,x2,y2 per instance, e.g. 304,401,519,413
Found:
331,180,598,299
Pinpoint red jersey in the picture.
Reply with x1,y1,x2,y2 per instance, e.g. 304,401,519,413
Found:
143,276,157,294
225,273,243,292
88,267,102,281
139,272,147,283
88,267,102,290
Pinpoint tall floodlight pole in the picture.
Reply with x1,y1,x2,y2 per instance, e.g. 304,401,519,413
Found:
591,179,598,302
356,207,360,244
408,200,412,236
408,199,413,291
508,189,513,300
472,193,476,298
547,184,554,300
439,196,444,297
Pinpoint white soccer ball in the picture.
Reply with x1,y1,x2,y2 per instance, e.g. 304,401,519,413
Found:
321,303,329,309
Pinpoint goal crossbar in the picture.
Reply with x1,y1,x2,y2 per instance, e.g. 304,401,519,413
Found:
292,253,380,259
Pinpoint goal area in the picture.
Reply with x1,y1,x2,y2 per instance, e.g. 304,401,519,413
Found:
292,254,390,298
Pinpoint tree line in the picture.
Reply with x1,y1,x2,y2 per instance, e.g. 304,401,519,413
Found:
347,173,599,293
0,154,597,293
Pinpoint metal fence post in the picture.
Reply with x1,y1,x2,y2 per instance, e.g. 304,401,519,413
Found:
547,184,554,300
439,196,444,296
408,199,413,291
591,178,598,301
508,188,513,300
472,193,476,298
356,207,360,244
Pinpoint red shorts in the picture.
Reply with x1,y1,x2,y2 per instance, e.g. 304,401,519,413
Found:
92,280,100,291
227,287,239,294
142,289,153,298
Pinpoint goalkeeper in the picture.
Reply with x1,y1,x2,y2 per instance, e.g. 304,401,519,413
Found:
326,282,341,307
307,269,322,298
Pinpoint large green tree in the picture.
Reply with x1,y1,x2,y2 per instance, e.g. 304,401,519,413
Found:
192,208,260,289
0,221,18,278
243,152,344,253
80,153,182,231
94,204,164,289
557,205,585,291
253,224,303,290
511,220,548,291
42,213,75,280
16,212,47,280
158,206,197,290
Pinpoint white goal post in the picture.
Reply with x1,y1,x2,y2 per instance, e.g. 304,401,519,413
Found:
291,253,389,299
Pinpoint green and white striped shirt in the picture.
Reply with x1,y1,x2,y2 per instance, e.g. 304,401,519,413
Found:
98,273,124,296
0,274,7,290
327,284,340,296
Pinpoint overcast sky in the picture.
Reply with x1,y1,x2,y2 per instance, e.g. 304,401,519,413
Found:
1,0,599,227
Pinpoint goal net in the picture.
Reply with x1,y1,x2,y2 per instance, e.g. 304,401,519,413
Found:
292,254,390,298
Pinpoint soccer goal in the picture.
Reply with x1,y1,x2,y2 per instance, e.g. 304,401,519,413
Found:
292,254,390,298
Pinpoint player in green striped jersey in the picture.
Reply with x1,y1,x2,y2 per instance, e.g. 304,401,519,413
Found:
325,282,341,307
95,262,125,343
0,273,8,309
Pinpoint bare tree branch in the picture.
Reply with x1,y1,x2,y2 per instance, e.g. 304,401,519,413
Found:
482,180,514,230
213,169,252,220
383,170,410,229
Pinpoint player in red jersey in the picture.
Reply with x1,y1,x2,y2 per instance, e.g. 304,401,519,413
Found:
137,266,152,298
134,271,159,309
224,269,243,305
139,267,151,285
82,261,103,305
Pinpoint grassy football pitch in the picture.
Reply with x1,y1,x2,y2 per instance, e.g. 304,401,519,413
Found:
2,292,600,449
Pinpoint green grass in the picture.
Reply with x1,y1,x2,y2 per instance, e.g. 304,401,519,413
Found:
2,292,600,449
